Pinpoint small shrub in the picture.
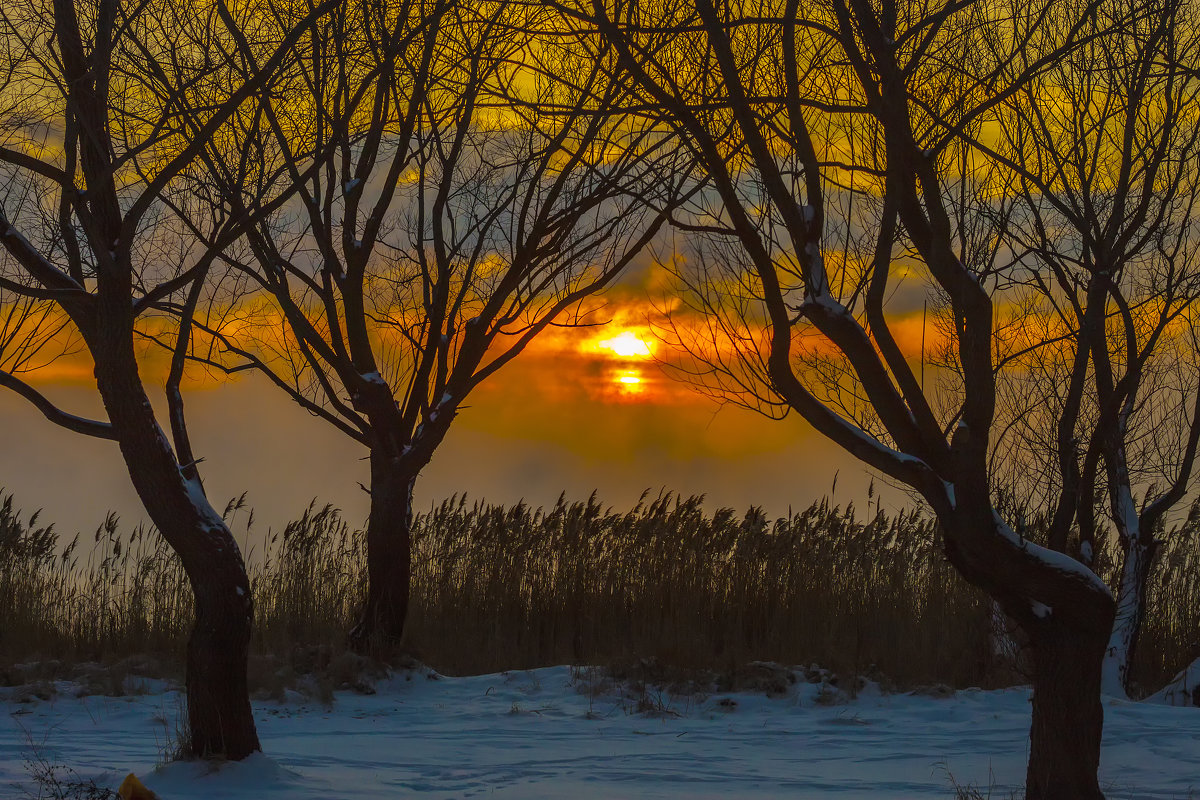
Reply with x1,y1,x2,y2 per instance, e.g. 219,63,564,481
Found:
19,732,118,800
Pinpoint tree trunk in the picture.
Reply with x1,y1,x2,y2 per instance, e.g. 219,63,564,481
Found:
1024,609,1110,799
939,495,1113,800
350,452,415,652
184,544,258,759
94,334,260,759
1101,536,1155,698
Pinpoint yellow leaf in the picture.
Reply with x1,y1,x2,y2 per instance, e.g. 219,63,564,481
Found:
117,772,158,800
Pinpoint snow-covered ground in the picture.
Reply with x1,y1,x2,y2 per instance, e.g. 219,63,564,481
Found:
3,665,1199,799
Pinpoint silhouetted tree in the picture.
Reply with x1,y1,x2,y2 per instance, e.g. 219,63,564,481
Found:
172,0,691,650
559,0,1140,794
0,0,335,758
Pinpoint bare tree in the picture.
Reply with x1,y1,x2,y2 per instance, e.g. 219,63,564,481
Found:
977,0,1200,698
172,0,690,649
0,0,334,758
559,0,1131,794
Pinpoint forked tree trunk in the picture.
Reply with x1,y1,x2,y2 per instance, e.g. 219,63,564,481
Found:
95,335,260,759
350,451,415,652
1101,536,1156,697
943,502,1113,799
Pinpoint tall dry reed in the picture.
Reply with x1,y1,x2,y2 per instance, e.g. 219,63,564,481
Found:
1,488,1197,693
406,491,993,686
0,496,190,663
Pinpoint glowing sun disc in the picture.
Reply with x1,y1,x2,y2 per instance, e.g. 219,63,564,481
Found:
599,331,652,358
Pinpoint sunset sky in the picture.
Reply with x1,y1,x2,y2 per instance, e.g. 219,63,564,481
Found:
1,277,912,542
0,2,947,547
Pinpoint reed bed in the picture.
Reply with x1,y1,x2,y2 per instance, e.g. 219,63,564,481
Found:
0,497,190,665
1,488,1197,694
407,491,993,687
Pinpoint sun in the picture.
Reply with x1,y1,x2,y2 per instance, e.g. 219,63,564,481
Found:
614,369,646,396
581,328,658,399
596,330,653,358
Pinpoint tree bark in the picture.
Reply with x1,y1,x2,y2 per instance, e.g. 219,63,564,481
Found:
350,451,415,652
1101,536,1156,697
94,327,259,759
184,552,258,759
1025,613,1110,799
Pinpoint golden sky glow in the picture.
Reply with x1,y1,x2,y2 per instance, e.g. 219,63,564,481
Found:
2,294,952,398
0,276,940,535
6,0,1197,555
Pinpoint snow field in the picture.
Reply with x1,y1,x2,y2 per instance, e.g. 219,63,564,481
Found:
3,666,1199,799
